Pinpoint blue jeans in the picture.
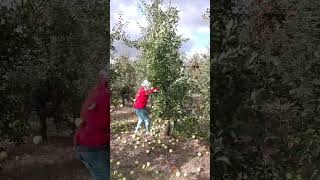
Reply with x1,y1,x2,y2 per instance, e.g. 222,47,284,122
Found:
134,108,150,132
75,144,110,180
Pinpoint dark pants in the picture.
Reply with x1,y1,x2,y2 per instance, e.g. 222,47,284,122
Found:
75,144,110,180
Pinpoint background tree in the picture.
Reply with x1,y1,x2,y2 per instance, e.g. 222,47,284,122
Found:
110,55,137,107
0,0,109,144
212,0,320,179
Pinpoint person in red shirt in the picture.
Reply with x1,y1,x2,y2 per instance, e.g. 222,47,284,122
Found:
73,70,110,180
133,80,159,134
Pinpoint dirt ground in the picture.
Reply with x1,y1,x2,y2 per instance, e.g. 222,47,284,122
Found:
110,106,210,180
0,136,91,180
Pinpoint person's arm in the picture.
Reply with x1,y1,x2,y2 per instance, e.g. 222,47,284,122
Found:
145,87,160,95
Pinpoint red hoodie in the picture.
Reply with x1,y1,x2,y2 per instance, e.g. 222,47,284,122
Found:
133,86,159,109
74,75,110,146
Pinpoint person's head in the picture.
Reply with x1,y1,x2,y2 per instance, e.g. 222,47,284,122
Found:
98,69,109,87
80,69,109,119
141,79,151,89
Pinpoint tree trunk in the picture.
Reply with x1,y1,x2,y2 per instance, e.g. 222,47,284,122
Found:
166,121,171,136
39,108,48,143
165,120,176,136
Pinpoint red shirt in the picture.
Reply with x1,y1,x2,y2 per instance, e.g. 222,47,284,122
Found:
74,76,110,147
133,86,159,108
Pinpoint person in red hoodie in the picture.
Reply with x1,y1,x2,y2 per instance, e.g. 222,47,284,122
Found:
133,80,159,134
73,70,110,180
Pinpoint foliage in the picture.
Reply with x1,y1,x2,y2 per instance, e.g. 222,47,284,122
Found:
212,0,320,179
173,53,210,139
0,0,109,143
110,55,137,106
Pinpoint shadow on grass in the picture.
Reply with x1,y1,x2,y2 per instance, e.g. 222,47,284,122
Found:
111,110,136,122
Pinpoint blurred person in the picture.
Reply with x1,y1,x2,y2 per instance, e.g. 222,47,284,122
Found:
73,70,110,180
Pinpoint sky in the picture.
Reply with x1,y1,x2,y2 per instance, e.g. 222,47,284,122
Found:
110,0,210,60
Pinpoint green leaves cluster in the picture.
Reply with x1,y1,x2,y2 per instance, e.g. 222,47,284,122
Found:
110,55,137,106
212,0,320,179
0,0,108,143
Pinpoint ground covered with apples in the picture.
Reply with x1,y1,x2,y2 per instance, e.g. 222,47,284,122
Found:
111,106,210,180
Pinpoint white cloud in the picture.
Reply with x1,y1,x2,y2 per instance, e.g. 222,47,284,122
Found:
196,26,210,33
118,2,138,17
185,46,209,59
178,25,194,40
111,1,148,39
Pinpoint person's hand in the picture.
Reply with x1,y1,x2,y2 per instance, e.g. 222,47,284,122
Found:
75,117,84,127
88,103,96,110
